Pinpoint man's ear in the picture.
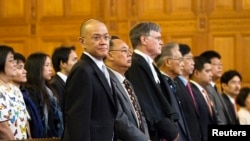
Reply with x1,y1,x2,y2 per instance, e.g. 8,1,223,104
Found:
78,37,85,44
106,52,114,61
60,60,66,69
140,36,147,45
221,83,226,89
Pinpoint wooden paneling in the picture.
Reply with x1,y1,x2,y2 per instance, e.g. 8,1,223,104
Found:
1,0,25,18
1,0,250,86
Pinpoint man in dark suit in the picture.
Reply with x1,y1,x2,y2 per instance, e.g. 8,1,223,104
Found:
50,45,78,111
200,50,230,124
220,70,242,124
62,19,117,141
105,36,150,141
190,56,218,141
125,22,179,141
155,42,191,141
175,44,203,141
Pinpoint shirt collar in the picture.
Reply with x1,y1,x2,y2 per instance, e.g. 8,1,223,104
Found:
84,52,104,70
56,72,67,82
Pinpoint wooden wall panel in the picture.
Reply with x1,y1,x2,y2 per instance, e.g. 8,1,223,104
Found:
236,35,250,86
212,35,235,71
39,0,63,17
69,0,92,16
1,0,250,86
0,38,29,57
1,0,25,18
243,0,250,9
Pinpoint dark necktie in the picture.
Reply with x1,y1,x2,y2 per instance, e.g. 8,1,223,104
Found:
123,79,142,129
167,78,176,94
214,85,219,93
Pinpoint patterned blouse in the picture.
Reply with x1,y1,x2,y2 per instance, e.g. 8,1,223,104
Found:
0,83,30,139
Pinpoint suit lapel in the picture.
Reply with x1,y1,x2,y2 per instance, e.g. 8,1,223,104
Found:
108,70,139,123
82,55,115,105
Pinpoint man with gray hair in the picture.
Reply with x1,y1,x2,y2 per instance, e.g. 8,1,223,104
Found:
125,22,179,141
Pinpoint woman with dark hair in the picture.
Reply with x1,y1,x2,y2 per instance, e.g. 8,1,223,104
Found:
236,87,250,124
24,52,63,138
0,45,30,140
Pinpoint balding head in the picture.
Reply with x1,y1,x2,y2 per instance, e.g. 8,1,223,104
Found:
80,19,105,37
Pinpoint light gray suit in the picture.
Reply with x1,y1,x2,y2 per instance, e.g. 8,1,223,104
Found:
206,84,231,124
108,69,150,141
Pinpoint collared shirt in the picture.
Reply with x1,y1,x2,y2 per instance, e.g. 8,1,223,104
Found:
190,80,210,103
57,72,67,83
134,49,160,83
84,52,105,71
178,75,188,86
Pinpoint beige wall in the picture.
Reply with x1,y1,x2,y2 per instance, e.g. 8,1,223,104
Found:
0,0,250,86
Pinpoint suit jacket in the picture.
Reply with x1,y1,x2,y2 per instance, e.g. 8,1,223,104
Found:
50,74,65,111
125,53,178,141
206,84,231,124
190,82,217,141
174,77,203,141
108,69,149,141
62,54,117,141
161,75,191,141
221,93,240,124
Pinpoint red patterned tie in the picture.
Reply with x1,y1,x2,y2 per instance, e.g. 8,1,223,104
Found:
202,89,213,116
186,82,198,110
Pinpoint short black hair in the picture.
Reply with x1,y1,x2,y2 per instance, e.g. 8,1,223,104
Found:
52,45,76,72
220,70,242,85
179,43,191,56
200,50,221,60
14,52,26,63
109,35,120,48
0,45,15,73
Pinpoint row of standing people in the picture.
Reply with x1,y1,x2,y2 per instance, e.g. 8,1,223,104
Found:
0,18,248,141
0,45,77,139
62,19,244,141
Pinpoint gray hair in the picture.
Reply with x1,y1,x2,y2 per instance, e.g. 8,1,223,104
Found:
155,42,179,67
129,22,161,49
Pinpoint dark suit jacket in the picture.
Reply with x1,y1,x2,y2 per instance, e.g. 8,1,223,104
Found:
50,74,65,111
221,93,240,124
190,82,217,141
161,75,191,141
206,84,231,124
174,77,203,141
62,54,117,141
108,69,149,141
125,53,178,141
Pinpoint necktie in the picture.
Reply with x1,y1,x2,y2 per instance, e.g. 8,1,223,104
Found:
214,85,219,93
123,79,142,129
202,89,213,116
186,82,198,110
232,102,238,118
166,77,176,93
102,64,111,87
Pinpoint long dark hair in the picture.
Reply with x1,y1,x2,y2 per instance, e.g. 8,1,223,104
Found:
25,52,52,106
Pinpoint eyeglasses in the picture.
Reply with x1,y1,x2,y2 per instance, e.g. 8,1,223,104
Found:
109,49,133,54
211,63,223,67
168,57,184,62
81,34,111,41
183,57,193,61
